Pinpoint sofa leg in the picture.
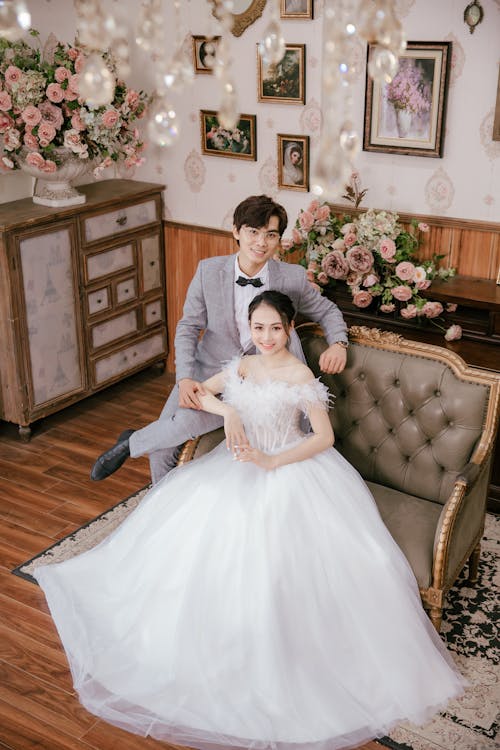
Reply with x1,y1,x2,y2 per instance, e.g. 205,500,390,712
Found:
468,542,481,584
429,606,442,632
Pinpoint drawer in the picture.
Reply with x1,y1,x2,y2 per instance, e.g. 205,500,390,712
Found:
90,310,138,350
86,244,135,283
139,234,162,292
93,332,166,386
115,276,137,305
83,199,159,244
87,286,111,316
144,299,163,326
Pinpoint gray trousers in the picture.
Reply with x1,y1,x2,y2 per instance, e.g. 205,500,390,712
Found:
128,384,224,484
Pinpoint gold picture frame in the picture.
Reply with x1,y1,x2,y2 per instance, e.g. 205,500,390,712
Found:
192,35,221,74
277,134,309,191
211,0,266,37
363,41,451,158
257,44,306,105
200,110,257,160
280,0,313,19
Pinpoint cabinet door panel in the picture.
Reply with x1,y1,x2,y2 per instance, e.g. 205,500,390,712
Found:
140,235,162,292
19,227,84,407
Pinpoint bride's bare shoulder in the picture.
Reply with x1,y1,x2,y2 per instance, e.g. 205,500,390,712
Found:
287,362,316,385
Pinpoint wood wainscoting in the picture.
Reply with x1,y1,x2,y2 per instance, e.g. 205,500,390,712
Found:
164,210,499,373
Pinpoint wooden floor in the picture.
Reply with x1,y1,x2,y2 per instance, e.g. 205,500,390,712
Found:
0,366,380,750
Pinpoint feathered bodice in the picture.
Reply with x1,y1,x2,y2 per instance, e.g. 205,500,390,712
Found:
222,358,330,453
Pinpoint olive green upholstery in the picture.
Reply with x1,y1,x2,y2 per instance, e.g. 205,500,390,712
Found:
177,325,500,631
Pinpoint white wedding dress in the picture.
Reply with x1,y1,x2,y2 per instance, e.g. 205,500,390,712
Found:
34,359,465,750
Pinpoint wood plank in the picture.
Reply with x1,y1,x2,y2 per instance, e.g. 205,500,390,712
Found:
0,458,61,492
0,594,60,648
0,518,55,556
0,496,69,537
0,481,66,514
81,720,179,749
0,626,73,694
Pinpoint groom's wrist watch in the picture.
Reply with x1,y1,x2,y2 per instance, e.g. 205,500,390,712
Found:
335,340,349,349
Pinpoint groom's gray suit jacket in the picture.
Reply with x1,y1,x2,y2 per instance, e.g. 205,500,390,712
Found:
129,254,347,469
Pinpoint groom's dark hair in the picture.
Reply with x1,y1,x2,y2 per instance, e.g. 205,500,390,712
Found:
233,195,288,237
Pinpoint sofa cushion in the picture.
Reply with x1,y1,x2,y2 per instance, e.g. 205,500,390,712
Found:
366,481,442,589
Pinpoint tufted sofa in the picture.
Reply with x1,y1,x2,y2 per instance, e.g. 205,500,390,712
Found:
178,324,500,630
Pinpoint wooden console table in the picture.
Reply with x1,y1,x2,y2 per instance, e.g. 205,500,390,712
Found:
324,276,500,512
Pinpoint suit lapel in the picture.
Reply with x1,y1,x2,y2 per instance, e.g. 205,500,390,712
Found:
268,259,286,291
220,255,241,346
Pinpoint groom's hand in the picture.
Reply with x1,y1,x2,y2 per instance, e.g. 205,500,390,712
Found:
319,343,347,374
178,378,206,409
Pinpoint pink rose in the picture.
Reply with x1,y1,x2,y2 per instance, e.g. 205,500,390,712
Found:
307,199,320,214
422,301,444,318
379,303,396,313
71,112,86,131
5,65,22,86
413,266,427,283
346,271,362,287
0,91,12,111
64,88,79,102
69,74,80,93
332,238,345,251
37,122,56,147
102,108,120,128
306,270,316,282
292,227,302,245
67,47,79,61
317,204,331,222
343,232,357,248
42,160,57,173
1,155,15,169
444,324,462,341
307,261,318,271
46,83,64,103
415,279,431,290
3,127,20,150
321,250,349,280
379,238,396,260
39,102,64,129
26,151,45,169
280,238,293,251
21,105,42,126
299,210,314,232
345,246,374,274
395,261,416,281
75,55,86,73
23,132,38,149
0,112,13,132
125,90,140,111
362,274,378,288
400,304,418,319
55,66,71,83
341,222,356,235
316,271,329,285
446,303,457,313
418,222,429,232
392,285,413,302
352,290,373,308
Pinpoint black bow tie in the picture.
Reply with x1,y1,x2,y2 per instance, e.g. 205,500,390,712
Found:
235,276,263,288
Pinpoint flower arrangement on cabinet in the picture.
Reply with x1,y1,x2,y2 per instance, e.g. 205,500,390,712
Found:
282,199,462,341
0,30,148,177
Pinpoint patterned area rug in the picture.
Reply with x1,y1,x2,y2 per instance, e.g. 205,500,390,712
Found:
12,494,499,750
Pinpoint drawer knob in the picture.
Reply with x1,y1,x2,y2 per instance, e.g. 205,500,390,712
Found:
133,351,137,357
124,288,129,293
116,215,127,226
151,310,157,316
97,298,102,304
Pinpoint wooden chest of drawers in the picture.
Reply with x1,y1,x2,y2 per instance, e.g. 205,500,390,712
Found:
0,179,167,439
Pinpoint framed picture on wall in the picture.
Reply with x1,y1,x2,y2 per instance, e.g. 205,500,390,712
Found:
192,35,220,74
200,110,257,160
277,134,309,191
257,44,305,104
363,41,451,158
280,0,313,19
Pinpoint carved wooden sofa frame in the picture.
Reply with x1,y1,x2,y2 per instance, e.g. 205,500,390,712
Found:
178,325,500,631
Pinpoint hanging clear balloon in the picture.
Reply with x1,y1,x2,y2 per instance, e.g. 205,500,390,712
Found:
0,0,31,41
148,99,180,148
79,53,116,108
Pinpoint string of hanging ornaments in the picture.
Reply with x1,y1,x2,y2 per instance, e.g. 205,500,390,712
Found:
0,0,406,199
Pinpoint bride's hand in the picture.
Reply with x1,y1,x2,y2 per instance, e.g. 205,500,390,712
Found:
235,446,276,471
224,409,249,453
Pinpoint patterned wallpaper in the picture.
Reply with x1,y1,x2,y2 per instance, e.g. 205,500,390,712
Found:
2,0,499,237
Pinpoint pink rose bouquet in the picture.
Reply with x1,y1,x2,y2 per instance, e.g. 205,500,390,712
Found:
0,30,148,176
282,201,460,340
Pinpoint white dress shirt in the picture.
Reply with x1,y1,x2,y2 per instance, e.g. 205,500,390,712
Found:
234,257,269,352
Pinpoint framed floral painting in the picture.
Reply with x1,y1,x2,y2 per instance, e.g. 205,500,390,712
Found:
363,41,451,158
257,44,305,104
200,111,257,160
277,134,309,191
280,0,313,19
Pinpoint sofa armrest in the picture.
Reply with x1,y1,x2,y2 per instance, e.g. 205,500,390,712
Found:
177,428,225,466
456,461,481,488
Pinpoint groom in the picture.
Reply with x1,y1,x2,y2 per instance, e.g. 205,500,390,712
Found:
91,194,349,484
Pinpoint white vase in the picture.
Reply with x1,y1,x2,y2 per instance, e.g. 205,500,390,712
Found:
395,108,412,138
17,147,92,207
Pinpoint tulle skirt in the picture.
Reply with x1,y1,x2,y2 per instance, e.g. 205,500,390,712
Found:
34,442,466,750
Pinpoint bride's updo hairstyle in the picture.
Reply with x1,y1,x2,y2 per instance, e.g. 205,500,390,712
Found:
248,291,296,334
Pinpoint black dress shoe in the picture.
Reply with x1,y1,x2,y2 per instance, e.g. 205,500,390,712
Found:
90,429,135,481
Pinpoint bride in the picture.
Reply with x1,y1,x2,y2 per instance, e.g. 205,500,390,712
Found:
34,290,465,750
